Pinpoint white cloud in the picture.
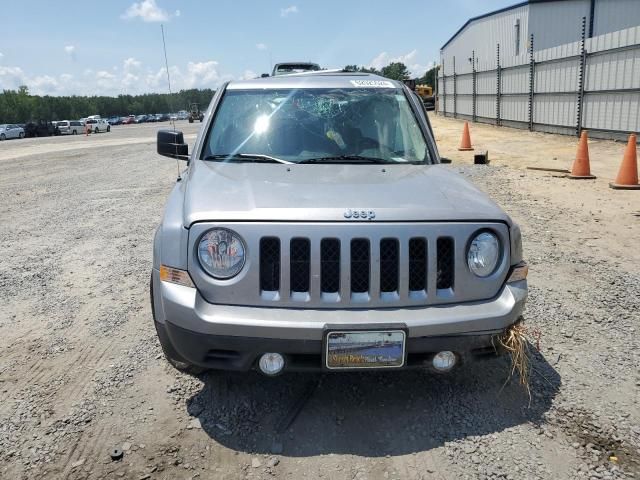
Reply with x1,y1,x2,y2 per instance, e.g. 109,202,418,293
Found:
175,9,180,17
239,70,258,80
123,57,142,70
256,43,267,51
368,49,431,77
64,45,77,61
0,57,231,96
121,0,169,22
0,52,4,59
280,5,298,17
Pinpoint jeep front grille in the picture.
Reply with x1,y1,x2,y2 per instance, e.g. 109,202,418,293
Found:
189,222,510,309
259,235,455,302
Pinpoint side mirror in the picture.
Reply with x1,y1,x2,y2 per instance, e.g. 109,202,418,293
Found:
261,73,269,78
440,157,452,164
157,129,189,160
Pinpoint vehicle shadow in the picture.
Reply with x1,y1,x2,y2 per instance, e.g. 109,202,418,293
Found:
185,349,560,457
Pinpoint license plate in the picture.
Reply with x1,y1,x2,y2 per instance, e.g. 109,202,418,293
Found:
325,330,406,369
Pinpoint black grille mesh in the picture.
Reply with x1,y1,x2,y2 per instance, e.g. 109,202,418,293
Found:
408,238,427,291
437,237,454,289
260,237,280,291
350,239,370,293
320,239,340,293
290,238,310,292
380,238,399,292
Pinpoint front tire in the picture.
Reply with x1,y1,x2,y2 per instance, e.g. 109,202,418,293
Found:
94,127,99,134
107,126,111,132
0,134,5,141
19,132,24,139
150,273,206,375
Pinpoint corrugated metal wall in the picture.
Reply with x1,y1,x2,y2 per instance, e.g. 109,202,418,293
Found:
593,0,640,36
441,4,529,76
437,25,640,138
528,0,590,51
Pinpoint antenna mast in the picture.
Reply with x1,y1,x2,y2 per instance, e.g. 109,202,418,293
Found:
161,24,181,180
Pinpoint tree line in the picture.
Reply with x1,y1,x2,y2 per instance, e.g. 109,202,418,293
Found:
0,86,216,124
345,62,438,87
0,61,438,124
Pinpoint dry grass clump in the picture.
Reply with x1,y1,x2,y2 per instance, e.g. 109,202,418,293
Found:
495,321,542,401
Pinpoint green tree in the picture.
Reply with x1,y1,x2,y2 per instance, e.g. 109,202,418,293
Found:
344,65,381,75
0,88,216,124
416,65,439,87
380,62,410,81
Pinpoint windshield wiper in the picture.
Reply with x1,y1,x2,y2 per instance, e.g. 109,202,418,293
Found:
203,153,292,164
298,155,393,164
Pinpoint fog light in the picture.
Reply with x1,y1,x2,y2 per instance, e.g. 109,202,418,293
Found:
432,351,457,372
258,353,285,375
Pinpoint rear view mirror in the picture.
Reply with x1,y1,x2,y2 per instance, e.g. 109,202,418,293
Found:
157,129,189,160
440,157,452,164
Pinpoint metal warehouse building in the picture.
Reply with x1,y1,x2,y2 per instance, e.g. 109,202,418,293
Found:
437,0,640,138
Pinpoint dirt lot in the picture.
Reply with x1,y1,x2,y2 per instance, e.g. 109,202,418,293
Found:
1,118,639,480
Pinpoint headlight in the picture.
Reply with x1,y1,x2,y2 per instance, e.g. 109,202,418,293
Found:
197,228,246,279
467,231,500,277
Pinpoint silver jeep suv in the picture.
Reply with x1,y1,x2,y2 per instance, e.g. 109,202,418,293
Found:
151,72,528,375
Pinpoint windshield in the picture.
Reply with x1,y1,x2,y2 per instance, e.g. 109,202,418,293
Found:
202,88,431,164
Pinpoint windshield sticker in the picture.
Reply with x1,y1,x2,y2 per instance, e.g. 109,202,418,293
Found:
350,80,395,88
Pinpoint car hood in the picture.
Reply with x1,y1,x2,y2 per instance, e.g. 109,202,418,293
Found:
183,161,511,225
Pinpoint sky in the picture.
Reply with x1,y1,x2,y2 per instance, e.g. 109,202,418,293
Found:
0,0,516,97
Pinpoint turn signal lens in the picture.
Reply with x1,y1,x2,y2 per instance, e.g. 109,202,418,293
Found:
507,261,528,283
160,265,195,288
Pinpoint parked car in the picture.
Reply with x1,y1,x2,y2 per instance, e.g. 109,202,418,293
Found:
55,120,84,135
177,110,189,120
107,116,122,126
0,124,25,140
135,115,148,124
24,120,60,137
156,113,170,122
122,115,136,125
150,71,528,376
169,113,178,121
85,118,110,133
272,62,321,76
146,114,158,123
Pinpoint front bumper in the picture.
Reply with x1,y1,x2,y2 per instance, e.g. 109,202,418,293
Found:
152,268,526,371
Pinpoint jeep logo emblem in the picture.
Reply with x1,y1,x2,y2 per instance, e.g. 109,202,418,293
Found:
344,209,376,220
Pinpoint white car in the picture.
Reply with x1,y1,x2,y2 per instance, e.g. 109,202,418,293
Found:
0,124,25,140
56,120,85,135
85,118,110,133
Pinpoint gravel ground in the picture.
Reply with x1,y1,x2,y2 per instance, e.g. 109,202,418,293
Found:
0,119,638,480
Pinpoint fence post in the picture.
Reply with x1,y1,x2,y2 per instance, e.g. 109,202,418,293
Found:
472,50,477,122
434,58,439,115
577,16,587,137
496,43,501,126
528,34,535,131
442,58,446,116
453,56,457,119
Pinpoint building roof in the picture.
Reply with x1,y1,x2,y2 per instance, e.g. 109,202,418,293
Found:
440,0,563,50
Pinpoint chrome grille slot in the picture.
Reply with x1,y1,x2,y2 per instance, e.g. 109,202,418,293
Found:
436,237,454,290
350,239,370,294
408,238,427,292
320,238,340,293
379,238,399,293
259,237,280,293
290,238,310,293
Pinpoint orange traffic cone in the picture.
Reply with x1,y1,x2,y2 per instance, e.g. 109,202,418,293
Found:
610,134,640,189
569,131,596,179
458,122,473,151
